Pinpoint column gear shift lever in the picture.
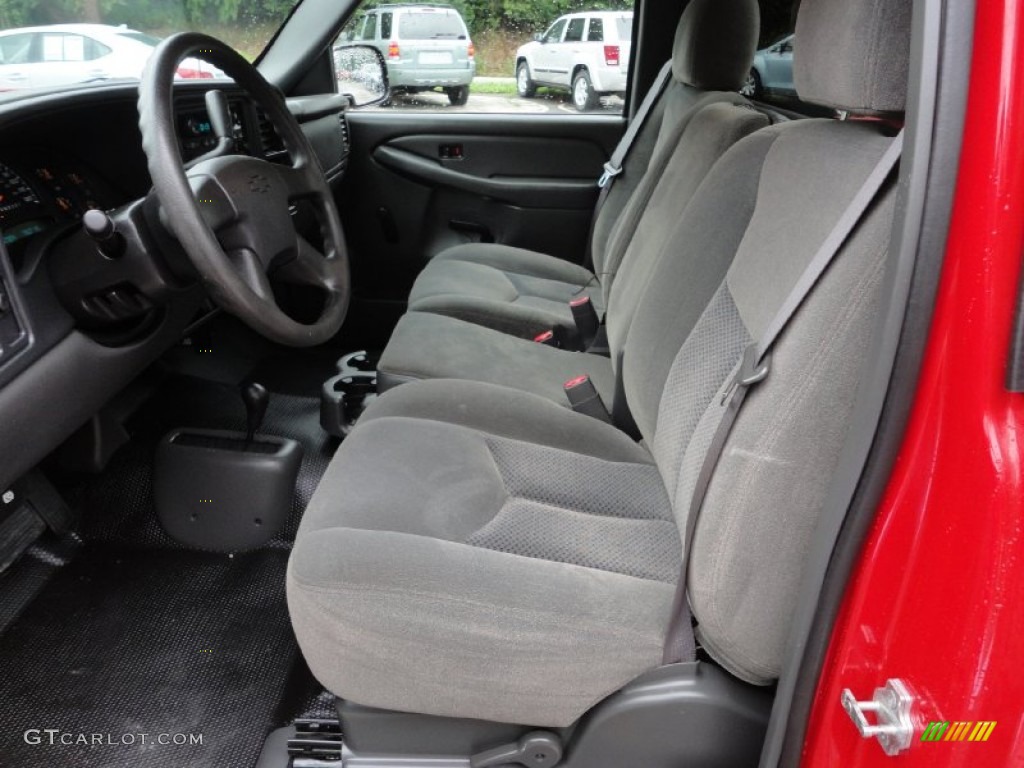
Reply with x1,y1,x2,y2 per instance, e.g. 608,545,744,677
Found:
241,381,269,443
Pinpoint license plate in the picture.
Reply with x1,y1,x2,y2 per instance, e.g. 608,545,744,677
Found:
419,52,453,64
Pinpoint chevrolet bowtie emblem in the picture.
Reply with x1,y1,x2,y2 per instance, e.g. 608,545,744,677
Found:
248,173,270,194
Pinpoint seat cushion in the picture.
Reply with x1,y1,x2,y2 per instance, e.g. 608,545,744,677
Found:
377,311,617,409
288,380,679,727
407,244,601,341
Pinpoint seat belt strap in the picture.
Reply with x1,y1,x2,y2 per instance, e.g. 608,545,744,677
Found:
584,60,673,272
597,60,673,196
662,130,904,664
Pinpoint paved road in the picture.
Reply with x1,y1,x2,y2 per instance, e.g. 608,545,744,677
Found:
379,87,624,115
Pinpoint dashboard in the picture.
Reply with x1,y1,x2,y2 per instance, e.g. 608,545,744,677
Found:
0,81,351,491
0,90,296,266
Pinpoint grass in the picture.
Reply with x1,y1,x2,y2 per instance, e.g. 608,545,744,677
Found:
471,80,516,95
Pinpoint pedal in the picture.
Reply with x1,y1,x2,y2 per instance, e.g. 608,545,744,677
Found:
288,719,343,765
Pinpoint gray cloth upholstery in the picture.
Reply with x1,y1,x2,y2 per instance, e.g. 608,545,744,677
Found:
398,0,762,341
360,377,651,463
645,120,899,683
288,383,678,727
794,0,912,112
379,103,769,411
406,244,602,341
604,103,771,356
289,0,911,727
619,126,782,439
377,311,616,407
672,0,760,90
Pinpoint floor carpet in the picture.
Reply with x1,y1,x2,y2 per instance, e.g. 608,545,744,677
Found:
0,545,317,768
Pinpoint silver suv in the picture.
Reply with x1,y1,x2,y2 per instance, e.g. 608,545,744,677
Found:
346,4,475,106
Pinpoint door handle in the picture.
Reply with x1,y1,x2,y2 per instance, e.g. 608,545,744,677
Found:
449,219,493,243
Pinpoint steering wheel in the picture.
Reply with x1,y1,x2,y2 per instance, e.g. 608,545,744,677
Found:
138,33,350,347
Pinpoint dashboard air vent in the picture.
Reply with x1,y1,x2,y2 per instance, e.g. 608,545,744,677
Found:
256,109,289,164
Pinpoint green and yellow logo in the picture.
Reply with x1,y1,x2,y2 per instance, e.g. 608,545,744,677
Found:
921,721,996,742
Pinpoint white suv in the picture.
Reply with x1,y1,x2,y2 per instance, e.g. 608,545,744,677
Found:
514,11,633,111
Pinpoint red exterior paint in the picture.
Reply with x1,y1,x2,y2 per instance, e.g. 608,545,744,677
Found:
801,1,1024,766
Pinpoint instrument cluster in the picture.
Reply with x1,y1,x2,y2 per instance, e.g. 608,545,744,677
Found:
0,154,108,250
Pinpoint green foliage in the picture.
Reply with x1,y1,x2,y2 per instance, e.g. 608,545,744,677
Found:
0,0,298,28
0,0,796,52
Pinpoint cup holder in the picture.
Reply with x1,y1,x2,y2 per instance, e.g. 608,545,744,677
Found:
321,372,378,437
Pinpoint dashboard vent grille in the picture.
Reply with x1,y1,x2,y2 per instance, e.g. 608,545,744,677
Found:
256,109,289,163
339,113,350,150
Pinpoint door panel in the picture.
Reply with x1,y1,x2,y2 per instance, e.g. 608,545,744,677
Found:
339,111,623,300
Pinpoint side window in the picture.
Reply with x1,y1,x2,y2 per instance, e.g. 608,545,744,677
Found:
0,33,34,65
543,19,566,44
564,18,585,43
361,14,378,41
41,34,88,62
332,1,635,114
84,37,112,61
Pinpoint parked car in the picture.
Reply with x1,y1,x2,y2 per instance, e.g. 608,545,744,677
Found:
742,33,795,99
341,3,475,106
0,24,221,91
514,10,632,111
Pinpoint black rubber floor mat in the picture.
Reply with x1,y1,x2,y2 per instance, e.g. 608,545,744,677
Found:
0,546,312,768
76,375,338,549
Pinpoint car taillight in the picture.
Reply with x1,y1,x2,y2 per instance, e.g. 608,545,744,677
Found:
604,45,620,66
176,66,214,79
388,41,400,60
468,41,475,59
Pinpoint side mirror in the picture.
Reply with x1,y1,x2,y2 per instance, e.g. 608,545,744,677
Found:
534,33,545,43
333,44,389,106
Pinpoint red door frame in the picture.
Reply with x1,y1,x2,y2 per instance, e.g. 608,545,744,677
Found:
801,1,1024,766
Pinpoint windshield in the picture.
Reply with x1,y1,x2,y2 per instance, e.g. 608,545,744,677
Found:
398,12,466,40
0,1,300,93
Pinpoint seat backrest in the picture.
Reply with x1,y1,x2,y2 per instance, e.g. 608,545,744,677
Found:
591,0,761,297
621,0,912,682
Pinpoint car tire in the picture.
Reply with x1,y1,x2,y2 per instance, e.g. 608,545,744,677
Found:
572,69,599,112
741,69,763,99
447,85,470,106
516,61,537,98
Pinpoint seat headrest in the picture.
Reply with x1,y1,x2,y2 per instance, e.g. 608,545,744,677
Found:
673,0,760,91
794,0,912,113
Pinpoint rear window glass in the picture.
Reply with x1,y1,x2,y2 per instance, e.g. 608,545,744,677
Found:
615,17,632,40
398,12,466,40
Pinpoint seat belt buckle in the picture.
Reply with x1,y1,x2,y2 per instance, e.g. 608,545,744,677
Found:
597,161,621,189
569,295,600,349
533,329,561,347
564,374,612,423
